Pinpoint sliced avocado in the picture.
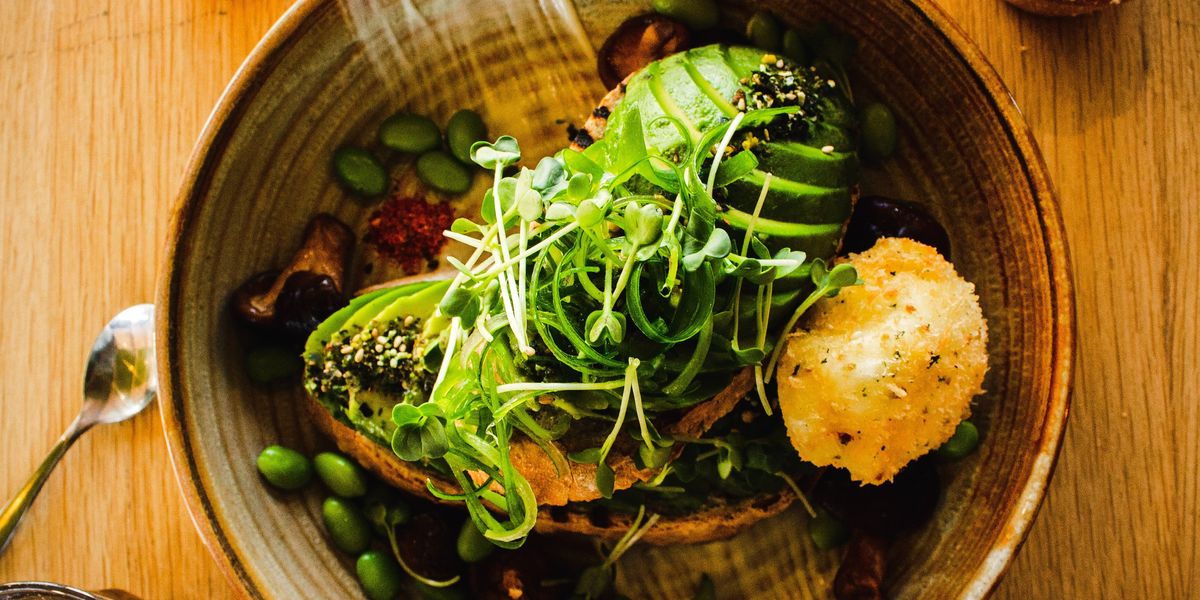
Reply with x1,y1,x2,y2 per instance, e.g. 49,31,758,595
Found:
368,279,450,329
305,280,444,357
755,141,859,188
305,285,407,356
724,170,852,224
720,205,844,259
611,45,762,162
346,388,402,444
806,121,856,152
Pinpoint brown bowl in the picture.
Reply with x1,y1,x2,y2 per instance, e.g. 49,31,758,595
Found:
158,0,1073,598
1003,0,1123,16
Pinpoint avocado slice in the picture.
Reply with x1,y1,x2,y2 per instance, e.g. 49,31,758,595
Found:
754,141,859,188
724,169,853,224
720,205,844,259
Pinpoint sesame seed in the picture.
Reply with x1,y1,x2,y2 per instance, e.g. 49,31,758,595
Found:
821,145,835,154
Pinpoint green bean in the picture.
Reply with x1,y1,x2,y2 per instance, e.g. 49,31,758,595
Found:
746,11,782,52
314,451,369,498
356,551,404,600
416,150,473,194
860,102,898,161
651,0,718,31
322,497,372,554
455,519,495,563
378,112,441,154
938,420,980,459
807,510,849,550
332,146,389,197
445,109,488,164
244,344,301,385
781,29,807,64
255,445,312,491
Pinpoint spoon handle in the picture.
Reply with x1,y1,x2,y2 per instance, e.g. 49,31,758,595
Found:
0,415,92,554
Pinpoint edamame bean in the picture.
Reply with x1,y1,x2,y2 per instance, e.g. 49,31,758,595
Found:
781,29,807,64
807,510,849,550
255,445,312,491
356,551,404,600
804,22,856,66
378,112,441,154
860,102,898,161
415,583,469,600
651,0,718,31
445,109,488,164
332,146,388,197
746,11,782,52
416,150,473,194
314,451,369,498
455,519,495,563
244,344,301,385
938,420,980,459
322,497,372,554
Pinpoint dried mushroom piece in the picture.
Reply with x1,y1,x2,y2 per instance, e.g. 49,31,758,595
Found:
231,213,355,336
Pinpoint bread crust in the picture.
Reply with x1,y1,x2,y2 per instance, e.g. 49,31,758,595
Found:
304,387,794,545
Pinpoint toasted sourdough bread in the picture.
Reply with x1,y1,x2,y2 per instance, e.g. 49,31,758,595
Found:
306,363,795,543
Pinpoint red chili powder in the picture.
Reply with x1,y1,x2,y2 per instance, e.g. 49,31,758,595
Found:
366,195,455,273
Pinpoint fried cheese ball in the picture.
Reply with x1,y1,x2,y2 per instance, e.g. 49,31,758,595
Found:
777,237,988,484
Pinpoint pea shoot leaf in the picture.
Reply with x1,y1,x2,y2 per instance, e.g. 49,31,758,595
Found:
481,177,518,225
586,309,626,344
450,217,482,235
391,402,449,461
438,286,479,321
544,201,576,221
566,172,594,202
595,461,615,499
567,447,602,464
712,150,759,188
575,195,609,228
638,443,672,469
681,228,731,271
811,259,862,297
532,156,567,195
515,168,542,222
470,135,521,169
623,201,664,248
771,248,807,279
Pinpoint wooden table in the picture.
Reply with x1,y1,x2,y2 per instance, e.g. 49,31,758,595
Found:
0,1,1194,598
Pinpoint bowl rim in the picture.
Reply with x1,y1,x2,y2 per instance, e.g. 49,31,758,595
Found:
156,1,1075,598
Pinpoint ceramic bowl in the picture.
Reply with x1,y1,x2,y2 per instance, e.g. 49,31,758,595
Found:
158,0,1073,597
1003,0,1122,17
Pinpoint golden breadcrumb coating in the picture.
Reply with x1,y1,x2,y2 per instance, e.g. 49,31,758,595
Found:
777,237,988,484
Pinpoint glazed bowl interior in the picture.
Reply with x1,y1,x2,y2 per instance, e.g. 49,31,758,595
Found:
159,0,1072,598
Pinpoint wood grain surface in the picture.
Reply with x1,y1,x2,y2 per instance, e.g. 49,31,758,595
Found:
0,1,1194,599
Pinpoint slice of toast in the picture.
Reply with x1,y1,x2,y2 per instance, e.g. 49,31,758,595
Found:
305,76,797,544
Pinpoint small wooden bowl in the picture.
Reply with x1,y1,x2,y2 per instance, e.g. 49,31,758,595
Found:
158,0,1074,598
1003,0,1122,16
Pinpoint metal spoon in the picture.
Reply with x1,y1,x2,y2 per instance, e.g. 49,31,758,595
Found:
0,304,157,553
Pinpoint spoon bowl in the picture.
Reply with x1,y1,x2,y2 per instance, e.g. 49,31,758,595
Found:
82,304,158,424
0,303,157,553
